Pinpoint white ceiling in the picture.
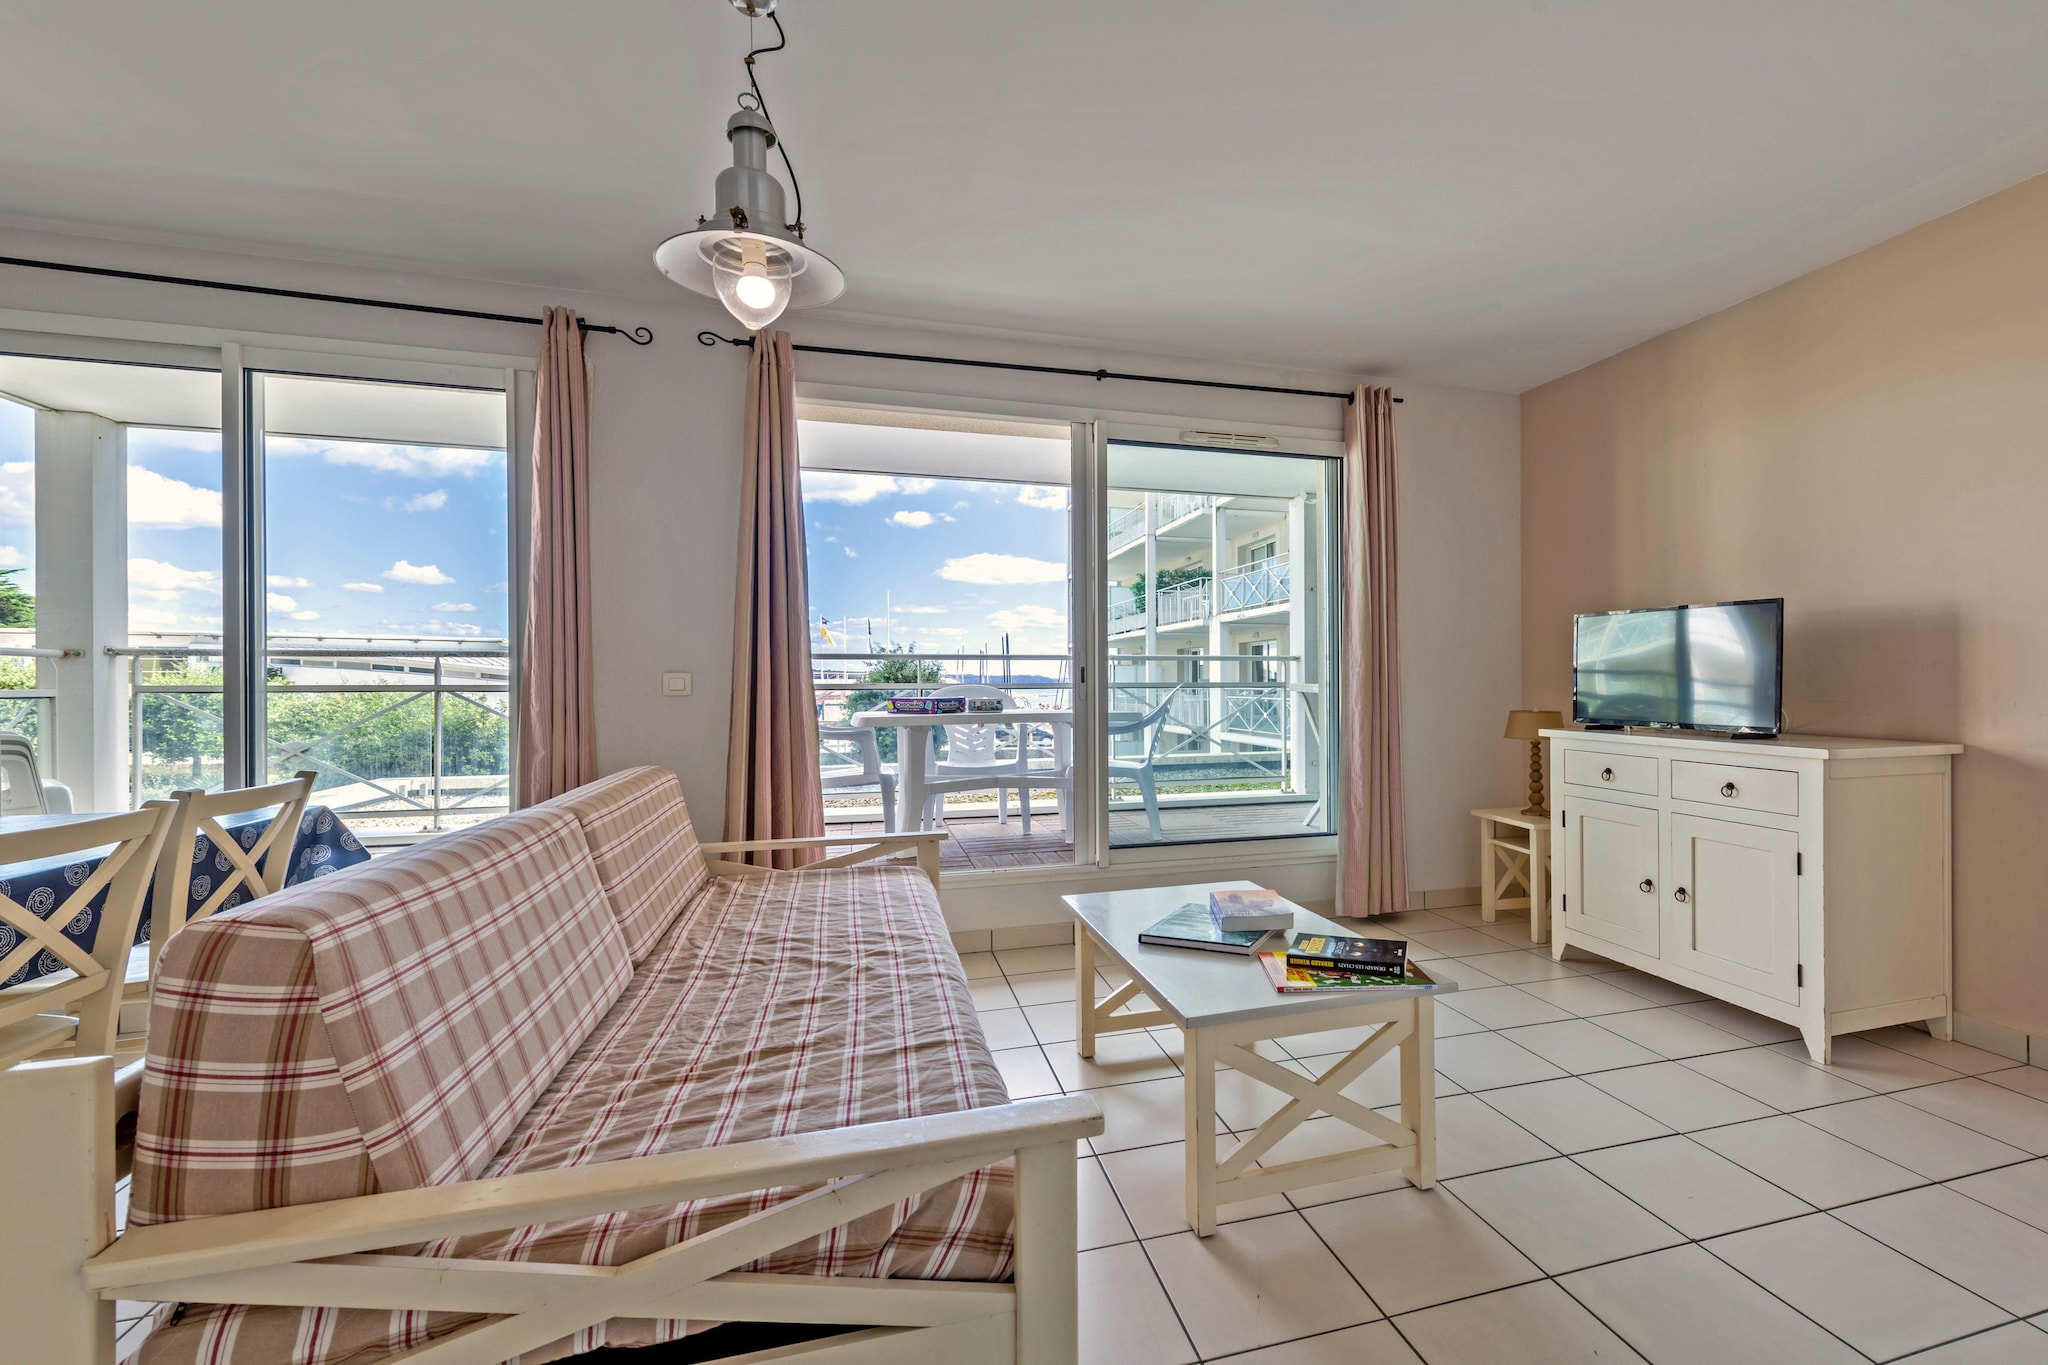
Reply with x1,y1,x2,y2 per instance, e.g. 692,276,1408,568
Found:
5,1,2048,391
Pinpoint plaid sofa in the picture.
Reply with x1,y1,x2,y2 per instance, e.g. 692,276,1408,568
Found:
128,767,1011,1365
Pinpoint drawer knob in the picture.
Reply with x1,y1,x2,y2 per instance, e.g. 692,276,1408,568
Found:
1674,886,1689,903
1721,781,1738,798
1600,767,1615,782
1639,878,1654,893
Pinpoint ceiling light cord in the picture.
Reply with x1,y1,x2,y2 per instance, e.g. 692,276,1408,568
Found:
742,12,806,238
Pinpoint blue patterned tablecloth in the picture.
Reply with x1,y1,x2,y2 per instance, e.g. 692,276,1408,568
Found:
0,804,371,986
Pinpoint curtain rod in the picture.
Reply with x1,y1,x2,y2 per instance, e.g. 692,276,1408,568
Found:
695,330,1399,404
0,255,655,345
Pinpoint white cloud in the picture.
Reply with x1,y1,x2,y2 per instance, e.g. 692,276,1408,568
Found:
483,581,508,594
270,437,498,480
267,592,301,612
383,560,455,585
915,626,969,637
129,466,222,529
0,462,32,524
989,604,1067,632
431,601,477,613
939,553,1066,585
801,472,938,504
342,581,385,593
131,606,181,628
843,546,859,558
426,620,486,637
129,557,219,600
268,574,313,588
889,509,935,528
0,546,20,567
894,604,948,615
1016,485,1067,510
286,610,319,621
388,489,449,513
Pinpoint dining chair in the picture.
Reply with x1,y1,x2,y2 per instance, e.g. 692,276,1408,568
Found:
0,730,75,815
1107,685,1183,842
923,683,1072,835
819,725,897,833
144,771,319,979
0,802,175,1070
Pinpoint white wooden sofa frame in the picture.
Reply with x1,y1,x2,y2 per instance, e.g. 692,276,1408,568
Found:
5,827,1106,1365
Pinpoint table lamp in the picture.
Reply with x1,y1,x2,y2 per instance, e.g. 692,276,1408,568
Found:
1505,709,1565,817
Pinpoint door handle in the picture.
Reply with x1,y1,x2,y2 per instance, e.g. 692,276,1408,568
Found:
1721,781,1738,798
1639,878,1654,893
1600,767,1615,782
1673,887,1689,903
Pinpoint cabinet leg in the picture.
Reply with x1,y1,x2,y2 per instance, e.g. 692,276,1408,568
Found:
1927,1014,1954,1042
1800,1024,1832,1065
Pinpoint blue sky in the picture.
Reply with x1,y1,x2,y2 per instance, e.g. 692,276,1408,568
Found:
800,470,1070,659
0,394,507,640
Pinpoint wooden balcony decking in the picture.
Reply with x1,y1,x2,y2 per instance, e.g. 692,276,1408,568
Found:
831,800,1321,872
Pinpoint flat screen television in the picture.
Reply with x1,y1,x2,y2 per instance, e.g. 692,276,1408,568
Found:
1572,599,1784,736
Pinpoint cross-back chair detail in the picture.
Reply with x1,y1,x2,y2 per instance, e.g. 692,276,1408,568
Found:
147,771,317,976
0,803,176,1069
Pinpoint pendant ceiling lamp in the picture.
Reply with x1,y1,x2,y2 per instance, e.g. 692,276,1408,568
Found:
655,0,844,331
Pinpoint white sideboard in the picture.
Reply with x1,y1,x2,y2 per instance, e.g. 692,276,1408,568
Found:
1542,728,1961,1063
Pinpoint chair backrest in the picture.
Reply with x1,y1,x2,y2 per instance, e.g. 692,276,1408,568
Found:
148,771,316,974
1108,686,1183,764
818,724,884,780
927,684,1013,766
0,732,47,815
0,802,176,1063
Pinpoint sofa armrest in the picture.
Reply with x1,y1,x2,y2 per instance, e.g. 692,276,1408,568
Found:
701,830,947,886
84,1092,1101,1295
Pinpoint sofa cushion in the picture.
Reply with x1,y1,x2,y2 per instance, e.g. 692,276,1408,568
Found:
138,865,1012,1365
131,807,631,1226
541,766,712,963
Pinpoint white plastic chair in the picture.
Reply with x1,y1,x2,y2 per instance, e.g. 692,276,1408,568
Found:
1108,685,1183,842
0,731,74,815
923,684,1069,836
819,726,897,834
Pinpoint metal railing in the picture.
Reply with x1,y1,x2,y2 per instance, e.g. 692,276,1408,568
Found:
1154,581,1212,627
0,643,64,769
1221,554,1292,611
1152,492,1214,526
1105,652,1312,793
111,637,510,832
1107,505,1146,552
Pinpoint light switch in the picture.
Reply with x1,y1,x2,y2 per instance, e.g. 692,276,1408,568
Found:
662,672,693,697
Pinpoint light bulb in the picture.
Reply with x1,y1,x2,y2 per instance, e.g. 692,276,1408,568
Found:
710,237,795,329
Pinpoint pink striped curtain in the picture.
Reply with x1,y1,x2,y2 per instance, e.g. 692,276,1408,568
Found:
723,330,825,866
1339,385,1408,917
517,306,598,805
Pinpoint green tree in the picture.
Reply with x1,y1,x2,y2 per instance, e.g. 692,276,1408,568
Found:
0,568,34,629
140,660,227,789
840,646,942,761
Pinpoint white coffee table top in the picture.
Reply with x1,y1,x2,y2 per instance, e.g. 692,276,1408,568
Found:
1061,880,1455,1031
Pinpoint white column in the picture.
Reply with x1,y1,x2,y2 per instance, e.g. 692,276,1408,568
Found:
1207,503,1227,744
35,410,129,809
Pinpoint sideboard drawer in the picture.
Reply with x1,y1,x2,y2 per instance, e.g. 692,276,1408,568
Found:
1563,749,1658,796
1671,759,1799,816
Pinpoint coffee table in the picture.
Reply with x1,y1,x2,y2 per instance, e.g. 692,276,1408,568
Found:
1061,880,1453,1236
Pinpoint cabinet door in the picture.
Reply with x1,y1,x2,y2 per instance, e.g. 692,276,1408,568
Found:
1561,798,1661,956
1665,814,1801,1004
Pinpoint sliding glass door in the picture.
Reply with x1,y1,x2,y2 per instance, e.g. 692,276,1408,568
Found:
1101,440,1338,849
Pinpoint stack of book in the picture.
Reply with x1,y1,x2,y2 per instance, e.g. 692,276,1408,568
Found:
1137,888,1302,955
1259,931,1440,993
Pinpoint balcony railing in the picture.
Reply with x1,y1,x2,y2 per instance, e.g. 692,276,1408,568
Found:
1107,505,1146,553
1153,492,1213,527
1154,581,1211,628
1221,554,1292,611
0,643,63,775
113,636,510,836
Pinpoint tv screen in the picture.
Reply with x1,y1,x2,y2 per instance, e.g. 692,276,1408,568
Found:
1573,599,1784,735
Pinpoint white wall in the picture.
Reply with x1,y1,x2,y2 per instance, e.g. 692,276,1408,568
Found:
0,226,1519,896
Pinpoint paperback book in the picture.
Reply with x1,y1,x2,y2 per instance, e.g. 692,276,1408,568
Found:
1139,903,1282,955
1285,932,1408,979
1259,952,1441,993
1207,887,1299,933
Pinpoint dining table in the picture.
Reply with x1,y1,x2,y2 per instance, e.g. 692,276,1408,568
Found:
0,803,373,987
850,706,1073,835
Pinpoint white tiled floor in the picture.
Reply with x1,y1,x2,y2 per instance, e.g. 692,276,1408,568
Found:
977,908,2048,1364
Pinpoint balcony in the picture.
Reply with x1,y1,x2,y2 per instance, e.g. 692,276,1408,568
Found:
1221,554,1291,612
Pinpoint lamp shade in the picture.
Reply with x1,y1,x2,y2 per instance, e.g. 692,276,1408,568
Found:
1504,709,1565,741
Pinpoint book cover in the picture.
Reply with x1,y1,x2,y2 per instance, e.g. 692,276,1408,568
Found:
1258,952,1440,993
1138,902,1279,955
1285,932,1408,977
1207,887,1298,932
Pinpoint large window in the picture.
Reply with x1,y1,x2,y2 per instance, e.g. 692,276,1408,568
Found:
0,334,519,838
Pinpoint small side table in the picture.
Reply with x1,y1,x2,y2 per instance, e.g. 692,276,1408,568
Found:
1473,807,1553,944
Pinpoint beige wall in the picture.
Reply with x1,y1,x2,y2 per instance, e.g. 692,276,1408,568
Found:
0,224,1521,899
1521,172,2048,1036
